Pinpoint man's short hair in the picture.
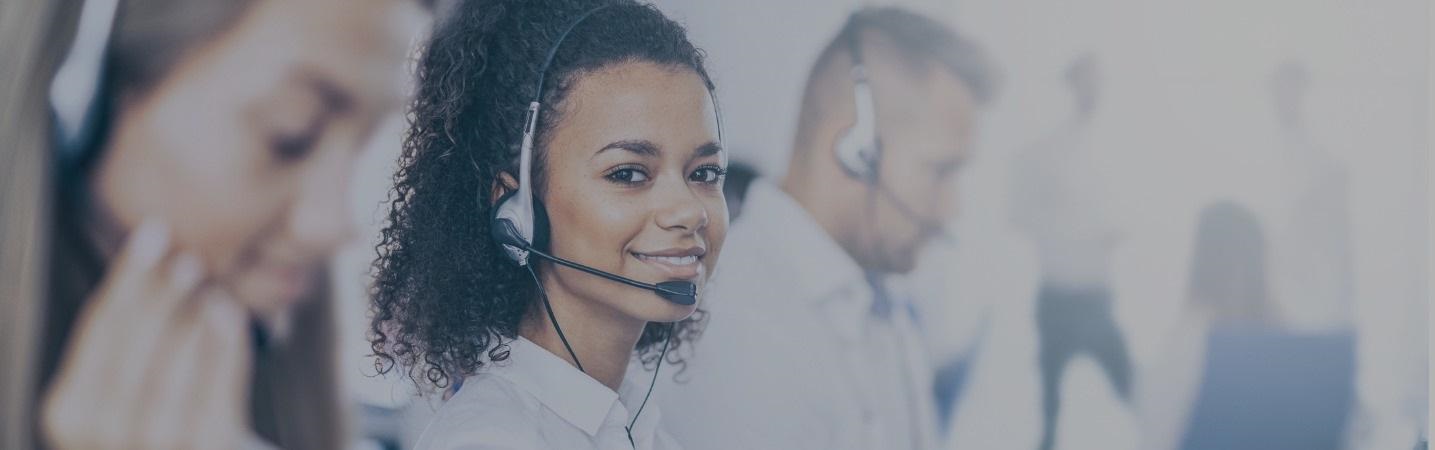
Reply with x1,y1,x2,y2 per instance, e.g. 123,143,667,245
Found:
831,7,999,104
793,7,1000,154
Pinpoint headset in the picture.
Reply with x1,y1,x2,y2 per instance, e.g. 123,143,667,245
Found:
486,5,717,446
833,28,881,184
832,25,951,242
50,0,121,172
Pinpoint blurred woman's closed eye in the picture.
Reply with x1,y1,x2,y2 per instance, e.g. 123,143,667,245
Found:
269,125,323,162
251,107,325,164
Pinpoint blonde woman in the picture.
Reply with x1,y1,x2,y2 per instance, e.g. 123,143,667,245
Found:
0,0,428,447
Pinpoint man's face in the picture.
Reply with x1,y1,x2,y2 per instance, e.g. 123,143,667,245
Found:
861,66,976,274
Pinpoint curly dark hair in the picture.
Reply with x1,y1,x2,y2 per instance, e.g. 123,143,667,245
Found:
369,0,716,390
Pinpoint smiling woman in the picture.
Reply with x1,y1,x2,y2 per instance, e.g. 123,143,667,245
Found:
367,0,726,448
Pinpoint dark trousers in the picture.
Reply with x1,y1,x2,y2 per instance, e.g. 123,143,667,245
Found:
1035,284,1133,450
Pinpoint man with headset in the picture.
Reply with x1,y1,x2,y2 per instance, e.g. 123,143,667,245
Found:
658,7,998,449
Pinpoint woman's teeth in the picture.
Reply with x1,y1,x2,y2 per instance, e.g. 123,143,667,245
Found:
636,254,698,265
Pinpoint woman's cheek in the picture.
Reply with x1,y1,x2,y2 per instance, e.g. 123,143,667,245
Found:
574,190,642,239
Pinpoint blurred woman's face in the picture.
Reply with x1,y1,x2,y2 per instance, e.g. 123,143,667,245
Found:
90,0,425,322
539,61,728,324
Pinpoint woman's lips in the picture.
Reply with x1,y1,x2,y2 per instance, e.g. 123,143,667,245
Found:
631,251,704,280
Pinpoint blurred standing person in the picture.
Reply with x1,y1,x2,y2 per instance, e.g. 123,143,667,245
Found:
1267,61,1425,450
1266,61,1355,331
1007,54,1134,450
1138,201,1357,450
659,7,998,450
1137,201,1277,450
0,0,428,448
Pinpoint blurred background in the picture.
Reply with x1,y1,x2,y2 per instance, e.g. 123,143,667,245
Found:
313,0,1431,449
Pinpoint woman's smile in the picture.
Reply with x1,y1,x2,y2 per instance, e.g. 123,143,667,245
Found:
630,246,706,280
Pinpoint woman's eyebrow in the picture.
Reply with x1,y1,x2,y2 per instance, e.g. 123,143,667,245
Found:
594,139,659,158
692,141,723,159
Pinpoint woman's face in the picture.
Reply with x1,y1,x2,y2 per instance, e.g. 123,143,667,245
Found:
91,0,426,321
539,61,728,324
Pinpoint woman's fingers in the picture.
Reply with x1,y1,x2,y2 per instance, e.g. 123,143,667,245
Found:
135,293,210,450
64,220,202,378
187,290,253,450
105,251,206,411
43,221,167,447
83,219,173,321
58,220,168,374
45,285,254,450
41,219,232,450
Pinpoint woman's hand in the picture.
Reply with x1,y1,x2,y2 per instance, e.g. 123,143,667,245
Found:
41,220,254,450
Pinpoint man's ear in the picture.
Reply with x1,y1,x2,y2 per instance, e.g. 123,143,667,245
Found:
490,172,519,206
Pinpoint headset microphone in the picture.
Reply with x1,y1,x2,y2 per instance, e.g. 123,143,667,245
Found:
533,250,698,306
872,181,953,243
492,219,698,305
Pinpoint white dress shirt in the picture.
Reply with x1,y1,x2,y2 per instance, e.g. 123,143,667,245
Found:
412,336,682,450
658,180,939,450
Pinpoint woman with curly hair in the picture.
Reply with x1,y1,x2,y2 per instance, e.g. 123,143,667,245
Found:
369,0,727,448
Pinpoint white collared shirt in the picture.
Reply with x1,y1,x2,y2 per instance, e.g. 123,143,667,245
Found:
412,337,682,450
658,180,939,450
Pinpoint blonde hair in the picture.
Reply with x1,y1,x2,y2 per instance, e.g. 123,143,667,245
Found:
0,0,70,446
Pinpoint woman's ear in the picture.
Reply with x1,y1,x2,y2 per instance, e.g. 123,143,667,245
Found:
490,172,519,206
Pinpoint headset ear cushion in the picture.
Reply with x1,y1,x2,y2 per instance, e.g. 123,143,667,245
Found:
489,190,550,253
867,137,883,176
491,190,525,248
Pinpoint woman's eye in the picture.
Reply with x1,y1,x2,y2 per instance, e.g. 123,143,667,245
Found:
690,166,726,184
607,167,650,184
270,129,319,162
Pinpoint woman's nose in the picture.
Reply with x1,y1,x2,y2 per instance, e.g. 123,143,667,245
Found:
654,179,709,233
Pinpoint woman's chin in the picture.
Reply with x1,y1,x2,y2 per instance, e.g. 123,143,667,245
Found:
650,299,700,323
226,292,294,343
229,278,315,343
233,269,318,313
254,309,295,343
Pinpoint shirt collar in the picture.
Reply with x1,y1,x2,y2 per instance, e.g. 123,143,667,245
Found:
484,337,663,441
